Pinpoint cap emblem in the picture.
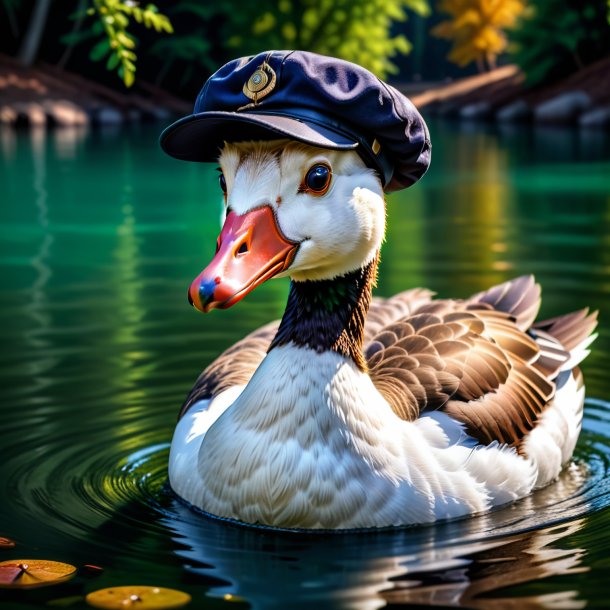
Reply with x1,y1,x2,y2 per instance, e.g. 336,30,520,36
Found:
242,62,276,104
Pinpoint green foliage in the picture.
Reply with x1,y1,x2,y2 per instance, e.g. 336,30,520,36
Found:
63,0,173,87
509,0,610,85
162,0,429,81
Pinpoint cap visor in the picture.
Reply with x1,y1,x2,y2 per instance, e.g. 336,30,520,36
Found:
160,111,358,162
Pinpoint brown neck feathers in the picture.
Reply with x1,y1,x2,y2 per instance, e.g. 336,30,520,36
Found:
269,254,379,370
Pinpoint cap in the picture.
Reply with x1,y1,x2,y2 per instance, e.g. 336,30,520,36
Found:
160,50,431,192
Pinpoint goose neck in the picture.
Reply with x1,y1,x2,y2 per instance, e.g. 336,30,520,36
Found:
269,254,379,370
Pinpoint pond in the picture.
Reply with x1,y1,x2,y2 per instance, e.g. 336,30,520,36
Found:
1,120,609,609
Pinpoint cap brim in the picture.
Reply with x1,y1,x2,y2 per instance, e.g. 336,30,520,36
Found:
160,110,359,162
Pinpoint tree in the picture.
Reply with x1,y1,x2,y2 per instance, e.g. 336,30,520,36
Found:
4,0,173,86
65,0,173,87
432,0,525,72
509,0,610,85
16,0,52,65
154,0,430,81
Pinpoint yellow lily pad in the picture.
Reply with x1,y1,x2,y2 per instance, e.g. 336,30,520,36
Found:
86,586,191,609
0,559,76,588
0,537,15,548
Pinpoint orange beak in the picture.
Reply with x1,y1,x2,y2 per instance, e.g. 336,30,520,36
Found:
188,206,298,313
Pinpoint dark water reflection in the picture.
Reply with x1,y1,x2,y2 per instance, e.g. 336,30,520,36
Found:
1,122,609,609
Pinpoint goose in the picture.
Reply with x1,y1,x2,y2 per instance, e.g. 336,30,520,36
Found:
160,50,597,529
166,137,597,529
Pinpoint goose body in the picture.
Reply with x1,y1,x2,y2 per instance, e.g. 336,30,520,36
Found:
168,140,597,529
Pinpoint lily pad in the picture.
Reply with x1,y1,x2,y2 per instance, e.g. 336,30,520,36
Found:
0,559,76,588
0,537,15,548
86,586,191,609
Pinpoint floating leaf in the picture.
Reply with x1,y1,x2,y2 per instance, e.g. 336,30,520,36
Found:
0,559,76,589
0,565,22,585
86,586,191,609
0,537,15,548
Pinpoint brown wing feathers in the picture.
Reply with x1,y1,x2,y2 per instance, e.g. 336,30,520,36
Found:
367,310,512,420
533,308,598,352
366,276,576,449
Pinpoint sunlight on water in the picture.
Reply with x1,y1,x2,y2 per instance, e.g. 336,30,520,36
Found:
1,122,609,609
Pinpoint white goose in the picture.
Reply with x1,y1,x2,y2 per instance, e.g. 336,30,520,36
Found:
167,138,597,529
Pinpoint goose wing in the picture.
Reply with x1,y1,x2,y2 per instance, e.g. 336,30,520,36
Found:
367,276,569,448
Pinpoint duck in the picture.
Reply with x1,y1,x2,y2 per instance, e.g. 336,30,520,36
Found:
160,50,597,530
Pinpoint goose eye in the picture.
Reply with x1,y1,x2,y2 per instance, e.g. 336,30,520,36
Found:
303,164,331,195
219,173,227,194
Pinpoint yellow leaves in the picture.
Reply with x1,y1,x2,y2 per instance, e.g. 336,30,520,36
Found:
433,0,526,69
0,559,77,589
86,586,191,609
0,539,187,607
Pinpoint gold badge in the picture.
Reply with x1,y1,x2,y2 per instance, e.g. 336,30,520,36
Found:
242,62,276,105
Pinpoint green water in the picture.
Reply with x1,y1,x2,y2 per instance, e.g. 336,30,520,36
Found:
1,121,610,609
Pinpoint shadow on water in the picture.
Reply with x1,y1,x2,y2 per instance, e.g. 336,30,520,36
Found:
1,122,610,608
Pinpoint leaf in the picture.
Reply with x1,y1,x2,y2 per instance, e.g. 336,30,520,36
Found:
90,38,111,62
86,586,192,609
117,32,136,49
123,68,135,88
0,537,15,548
61,29,97,46
0,565,22,585
0,559,77,589
106,52,120,70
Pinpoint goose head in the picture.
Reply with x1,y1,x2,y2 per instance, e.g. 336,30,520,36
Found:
189,139,386,312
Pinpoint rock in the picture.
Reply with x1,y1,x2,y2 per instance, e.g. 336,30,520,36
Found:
14,102,47,126
460,101,492,119
496,99,531,122
534,91,592,124
0,105,17,124
43,100,89,127
94,106,124,125
579,106,610,128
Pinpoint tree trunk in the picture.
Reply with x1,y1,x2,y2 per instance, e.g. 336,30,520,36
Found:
17,0,53,66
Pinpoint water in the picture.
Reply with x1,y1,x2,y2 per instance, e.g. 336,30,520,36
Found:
1,121,609,609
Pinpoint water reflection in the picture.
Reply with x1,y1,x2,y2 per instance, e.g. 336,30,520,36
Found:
168,498,588,609
383,521,587,610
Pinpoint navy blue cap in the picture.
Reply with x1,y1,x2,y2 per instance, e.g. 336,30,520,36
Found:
160,50,431,192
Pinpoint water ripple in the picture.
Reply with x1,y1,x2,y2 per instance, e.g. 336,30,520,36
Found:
2,392,610,609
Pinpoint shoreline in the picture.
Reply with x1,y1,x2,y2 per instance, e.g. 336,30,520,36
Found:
1,53,609,130
0,53,189,128
400,57,610,128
